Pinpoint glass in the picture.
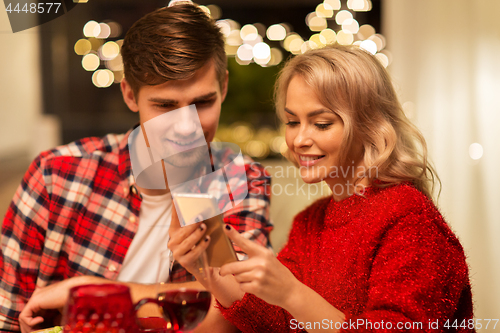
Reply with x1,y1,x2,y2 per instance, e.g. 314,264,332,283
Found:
62,284,140,333
135,249,212,333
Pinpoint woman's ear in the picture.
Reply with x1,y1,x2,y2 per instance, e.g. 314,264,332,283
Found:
121,79,140,112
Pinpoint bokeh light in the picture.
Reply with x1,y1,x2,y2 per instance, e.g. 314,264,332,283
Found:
283,33,303,51
246,140,269,159
357,24,376,40
267,24,287,41
315,4,334,18
336,31,354,45
335,10,353,25
107,21,122,38
82,53,100,71
237,44,254,61
267,48,283,66
320,29,337,44
216,20,231,38
240,24,259,41
100,41,120,60
469,143,483,160
323,0,341,10
232,124,254,142
309,16,327,31
342,18,359,34
310,34,326,48
207,4,222,20
97,23,111,39
226,30,243,46
360,39,377,54
74,39,92,55
88,38,103,52
105,54,123,71
253,42,271,60
375,53,389,67
92,69,114,88
369,34,386,51
289,37,304,55
83,21,99,38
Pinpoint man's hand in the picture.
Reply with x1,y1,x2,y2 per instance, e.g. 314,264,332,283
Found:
168,206,211,279
19,276,107,333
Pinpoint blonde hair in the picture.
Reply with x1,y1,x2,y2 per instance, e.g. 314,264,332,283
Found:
275,44,440,200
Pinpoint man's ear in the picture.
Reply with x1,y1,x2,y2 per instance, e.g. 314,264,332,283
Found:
121,78,139,112
220,70,229,103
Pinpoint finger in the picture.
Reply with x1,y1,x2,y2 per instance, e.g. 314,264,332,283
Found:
219,260,254,277
178,235,211,266
171,223,207,257
231,271,257,284
223,225,264,257
28,316,45,327
169,222,203,247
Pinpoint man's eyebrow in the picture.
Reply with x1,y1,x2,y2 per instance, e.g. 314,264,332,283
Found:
190,92,217,103
148,97,178,105
284,107,335,117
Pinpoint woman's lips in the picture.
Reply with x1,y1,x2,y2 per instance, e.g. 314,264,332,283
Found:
297,154,326,167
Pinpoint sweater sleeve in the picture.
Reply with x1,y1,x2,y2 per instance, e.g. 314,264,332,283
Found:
342,209,474,333
217,206,314,333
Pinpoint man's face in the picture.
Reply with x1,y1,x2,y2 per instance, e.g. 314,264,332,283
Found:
122,61,228,167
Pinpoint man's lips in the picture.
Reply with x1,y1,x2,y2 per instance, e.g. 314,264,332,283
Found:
164,136,205,150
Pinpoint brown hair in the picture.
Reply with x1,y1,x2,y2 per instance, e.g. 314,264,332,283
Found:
121,4,227,96
275,44,440,200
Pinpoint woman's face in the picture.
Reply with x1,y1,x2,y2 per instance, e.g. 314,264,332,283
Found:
284,76,349,189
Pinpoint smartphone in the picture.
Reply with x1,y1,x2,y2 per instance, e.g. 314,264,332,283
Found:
172,193,238,267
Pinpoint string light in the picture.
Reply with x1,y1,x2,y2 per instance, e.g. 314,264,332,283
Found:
76,1,388,90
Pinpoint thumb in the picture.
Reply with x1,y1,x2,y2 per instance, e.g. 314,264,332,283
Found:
224,225,263,257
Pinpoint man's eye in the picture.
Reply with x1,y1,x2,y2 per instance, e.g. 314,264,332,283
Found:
315,123,332,130
156,104,175,109
195,100,215,108
285,121,299,127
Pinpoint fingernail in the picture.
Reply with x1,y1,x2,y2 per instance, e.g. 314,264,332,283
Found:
199,224,205,231
205,236,210,242
225,225,231,231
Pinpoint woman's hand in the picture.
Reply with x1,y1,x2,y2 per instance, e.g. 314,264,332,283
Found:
219,225,301,308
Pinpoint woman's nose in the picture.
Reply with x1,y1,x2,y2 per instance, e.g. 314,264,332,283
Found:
294,126,313,148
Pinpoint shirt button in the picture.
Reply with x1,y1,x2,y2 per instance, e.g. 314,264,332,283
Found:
130,216,136,223
108,264,117,272
131,186,138,195
122,187,128,195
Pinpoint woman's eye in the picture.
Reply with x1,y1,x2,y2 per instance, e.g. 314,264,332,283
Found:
315,123,332,130
285,121,299,127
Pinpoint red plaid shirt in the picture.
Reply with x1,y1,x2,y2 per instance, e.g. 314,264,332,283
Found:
0,130,272,331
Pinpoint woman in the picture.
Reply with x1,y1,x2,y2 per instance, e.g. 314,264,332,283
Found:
169,44,474,332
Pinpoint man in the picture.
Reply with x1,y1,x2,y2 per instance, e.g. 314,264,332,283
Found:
0,3,272,332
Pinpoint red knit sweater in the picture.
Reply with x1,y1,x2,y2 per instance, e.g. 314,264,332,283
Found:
219,183,474,332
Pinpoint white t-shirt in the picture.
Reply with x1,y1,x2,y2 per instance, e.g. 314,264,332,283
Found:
117,192,172,283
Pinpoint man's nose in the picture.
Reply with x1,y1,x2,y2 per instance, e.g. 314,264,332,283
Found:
173,112,198,137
